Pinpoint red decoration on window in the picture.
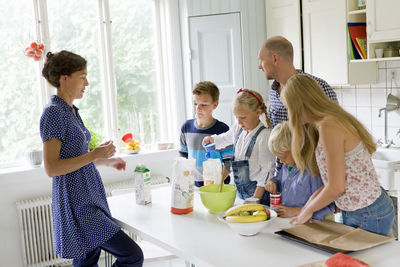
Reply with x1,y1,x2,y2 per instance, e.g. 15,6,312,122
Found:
25,41,45,61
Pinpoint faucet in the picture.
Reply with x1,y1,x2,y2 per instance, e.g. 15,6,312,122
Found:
378,107,394,148
377,94,400,148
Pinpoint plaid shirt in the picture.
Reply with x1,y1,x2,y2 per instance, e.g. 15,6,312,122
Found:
268,70,338,127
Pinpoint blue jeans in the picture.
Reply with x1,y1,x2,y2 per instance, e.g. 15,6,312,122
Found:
342,187,394,236
73,230,144,267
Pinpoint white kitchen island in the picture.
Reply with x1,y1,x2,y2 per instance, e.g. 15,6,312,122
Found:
108,185,400,267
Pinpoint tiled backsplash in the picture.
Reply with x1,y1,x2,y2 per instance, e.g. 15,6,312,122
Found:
334,60,400,146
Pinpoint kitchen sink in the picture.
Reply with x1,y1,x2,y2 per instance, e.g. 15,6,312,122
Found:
372,148,400,191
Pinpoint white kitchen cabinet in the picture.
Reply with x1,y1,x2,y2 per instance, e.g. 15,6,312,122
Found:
347,0,400,60
265,0,377,85
366,0,400,42
365,0,400,59
265,0,302,69
302,0,376,85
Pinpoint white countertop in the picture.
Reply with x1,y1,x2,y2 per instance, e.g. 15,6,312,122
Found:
108,185,400,267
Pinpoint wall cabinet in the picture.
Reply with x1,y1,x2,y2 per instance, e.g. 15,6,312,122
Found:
356,0,400,59
266,0,400,85
345,0,400,60
302,0,351,85
302,0,377,85
366,0,400,43
265,0,302,69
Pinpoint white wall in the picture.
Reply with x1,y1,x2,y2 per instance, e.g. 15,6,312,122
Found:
334,60,400,145
0,150,178,267
179,0,269,119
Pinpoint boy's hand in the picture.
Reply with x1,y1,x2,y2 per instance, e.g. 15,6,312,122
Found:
265,181,277,194
202,136,214,146
275,205,301,218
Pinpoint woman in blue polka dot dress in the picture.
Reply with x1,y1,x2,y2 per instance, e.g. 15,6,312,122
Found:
40,51,143,267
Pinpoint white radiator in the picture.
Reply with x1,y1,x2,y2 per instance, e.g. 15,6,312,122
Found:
16,197,70,267
16,176,169,267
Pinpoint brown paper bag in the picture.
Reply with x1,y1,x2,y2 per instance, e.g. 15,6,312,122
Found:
282,220,395,251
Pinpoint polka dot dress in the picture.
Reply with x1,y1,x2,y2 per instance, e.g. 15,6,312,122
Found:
40,95,120,259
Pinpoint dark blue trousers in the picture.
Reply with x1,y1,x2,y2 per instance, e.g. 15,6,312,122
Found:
73,230,144,267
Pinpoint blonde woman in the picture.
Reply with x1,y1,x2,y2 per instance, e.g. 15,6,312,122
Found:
202,89,275,204
282,74,394,236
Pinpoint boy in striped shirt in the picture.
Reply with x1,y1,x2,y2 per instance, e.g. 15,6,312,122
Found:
179,81,233,187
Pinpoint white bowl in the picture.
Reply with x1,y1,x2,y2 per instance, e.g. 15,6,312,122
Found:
157,142,174,150
218,209,277,236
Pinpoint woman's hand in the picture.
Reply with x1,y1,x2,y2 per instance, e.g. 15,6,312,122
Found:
289,208,313,225
264,181,277,194
202,136,214,146
106,157,126,171
92,140,116,159
275,205,301,218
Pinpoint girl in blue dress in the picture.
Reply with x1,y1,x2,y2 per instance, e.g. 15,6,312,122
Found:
40,50,143,266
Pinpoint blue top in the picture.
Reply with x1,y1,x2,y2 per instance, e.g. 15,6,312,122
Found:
270,164,334,220
40,95,120,259
179,119,233,182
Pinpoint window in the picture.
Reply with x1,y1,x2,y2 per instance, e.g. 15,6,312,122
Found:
109,0,159,144
47,0,105,135
0,0,183,167
0,1,41,164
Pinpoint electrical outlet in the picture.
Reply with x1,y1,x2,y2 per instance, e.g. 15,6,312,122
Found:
391,70,396,80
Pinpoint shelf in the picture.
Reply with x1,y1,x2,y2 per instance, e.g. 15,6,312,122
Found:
348,9,366,15
350,56,400,62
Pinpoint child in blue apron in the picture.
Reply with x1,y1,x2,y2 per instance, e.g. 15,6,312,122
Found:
203,89,275,205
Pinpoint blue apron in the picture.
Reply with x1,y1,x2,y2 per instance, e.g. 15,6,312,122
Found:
231,126,269,205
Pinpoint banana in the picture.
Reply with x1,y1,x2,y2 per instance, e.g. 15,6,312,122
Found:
225,211,267,223
223,204,268,223
224,203,265,217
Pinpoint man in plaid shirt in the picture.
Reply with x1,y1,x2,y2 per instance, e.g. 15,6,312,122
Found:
258,36,338,171
258,36,337,128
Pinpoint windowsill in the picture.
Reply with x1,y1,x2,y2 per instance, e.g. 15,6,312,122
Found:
0,149,178,176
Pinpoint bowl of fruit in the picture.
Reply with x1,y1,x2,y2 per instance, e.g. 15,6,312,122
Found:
218,203,277,236
121,133,141,154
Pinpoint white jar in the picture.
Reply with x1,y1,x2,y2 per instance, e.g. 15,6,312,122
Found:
25,149,43,166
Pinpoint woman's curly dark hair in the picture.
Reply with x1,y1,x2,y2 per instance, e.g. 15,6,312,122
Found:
42,50,87,88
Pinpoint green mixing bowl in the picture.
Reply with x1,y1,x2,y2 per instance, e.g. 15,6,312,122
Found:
199,184,237,213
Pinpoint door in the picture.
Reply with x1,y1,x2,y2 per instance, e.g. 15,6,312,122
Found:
189,13,243,127
265,0,302,69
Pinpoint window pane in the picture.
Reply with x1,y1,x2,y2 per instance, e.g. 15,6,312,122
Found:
110,0,160,145
47,0,104,139
0,1,41,164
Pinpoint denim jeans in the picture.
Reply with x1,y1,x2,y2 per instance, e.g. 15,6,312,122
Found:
73,230,144,267
342,187,394,236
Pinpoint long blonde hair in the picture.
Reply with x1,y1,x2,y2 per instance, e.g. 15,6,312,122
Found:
281,74,376,176
234,89,272,128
